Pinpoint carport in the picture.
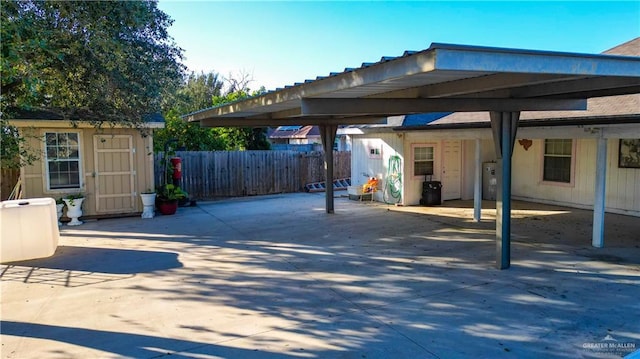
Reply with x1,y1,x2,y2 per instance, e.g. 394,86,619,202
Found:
185,42,640,269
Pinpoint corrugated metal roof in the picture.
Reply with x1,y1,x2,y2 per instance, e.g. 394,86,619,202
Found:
184,41,640,127
183,45,463,121
248,43,639,96
394,37,640,130
271,50,422,92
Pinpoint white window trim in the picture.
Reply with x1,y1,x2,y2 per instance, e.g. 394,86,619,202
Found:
539,138,576,187
411,143,438,179
43,130,84,193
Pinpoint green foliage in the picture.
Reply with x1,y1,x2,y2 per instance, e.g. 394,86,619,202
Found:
0,122,40,169
1,0,184,167
210,127,271,151
156,184,187,201
209,87,271,151
154,72,227,152
1,0,184,124
156,73,270,151
63,193,85,206
153,108,226,152
169,72,224,114
1,0,270,161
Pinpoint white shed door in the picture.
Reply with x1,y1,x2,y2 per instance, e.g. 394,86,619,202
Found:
93,135,136,213
442,140,462,200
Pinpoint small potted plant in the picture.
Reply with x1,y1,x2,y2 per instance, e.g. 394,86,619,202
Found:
63,193,85,226
140,189,156,219
155,184,187,215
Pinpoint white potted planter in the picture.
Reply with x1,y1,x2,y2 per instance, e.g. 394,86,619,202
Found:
63,195,84,226
140,192,156,219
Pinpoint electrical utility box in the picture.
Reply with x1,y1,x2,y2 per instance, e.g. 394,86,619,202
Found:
483,162,497,201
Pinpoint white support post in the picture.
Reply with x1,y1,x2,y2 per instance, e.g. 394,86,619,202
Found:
473,139,482,222
592,136,607,248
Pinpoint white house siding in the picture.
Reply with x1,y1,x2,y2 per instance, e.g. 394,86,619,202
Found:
511,138,640,217
352,125,640,216
404,131,488,205
461,139,496,200
351,133,404,202
403,132,437,205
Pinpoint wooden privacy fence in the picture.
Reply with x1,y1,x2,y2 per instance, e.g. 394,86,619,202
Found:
154,151,351,199
1,168,20,201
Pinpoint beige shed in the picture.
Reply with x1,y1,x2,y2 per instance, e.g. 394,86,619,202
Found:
8,112,162,218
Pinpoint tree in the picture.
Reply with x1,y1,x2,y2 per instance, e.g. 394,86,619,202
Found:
1,0,184,167
154,71,227,152
154,108,226,152
211,87,271,151
169,71,224,114
0,125,38,169
155,72,270,152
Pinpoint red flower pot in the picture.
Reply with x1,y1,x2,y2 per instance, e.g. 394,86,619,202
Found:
157,199,178,215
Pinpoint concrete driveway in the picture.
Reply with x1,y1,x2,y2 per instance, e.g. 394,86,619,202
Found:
1,193,639,358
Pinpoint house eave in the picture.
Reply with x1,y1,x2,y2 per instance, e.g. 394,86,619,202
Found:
8,119,165,129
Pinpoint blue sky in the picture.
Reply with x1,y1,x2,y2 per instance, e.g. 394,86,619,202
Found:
157,1,640,91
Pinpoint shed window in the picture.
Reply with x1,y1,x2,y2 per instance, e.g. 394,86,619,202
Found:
414,146,434,177
45,132,81,190
543,139,572,183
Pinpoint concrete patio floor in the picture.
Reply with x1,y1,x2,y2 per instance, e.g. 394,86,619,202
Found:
1,193,639,359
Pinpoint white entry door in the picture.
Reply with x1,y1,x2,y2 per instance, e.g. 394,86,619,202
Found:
442,140,462,200
93,135,136,213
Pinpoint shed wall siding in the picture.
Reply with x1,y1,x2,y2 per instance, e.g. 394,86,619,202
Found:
22,130,45,199
18,127,155,217
351,133,404,202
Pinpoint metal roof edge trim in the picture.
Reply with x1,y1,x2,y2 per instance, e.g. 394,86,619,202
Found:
433,47,640,76
429,42,640,60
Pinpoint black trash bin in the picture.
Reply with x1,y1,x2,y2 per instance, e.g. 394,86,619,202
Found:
420,181,442,206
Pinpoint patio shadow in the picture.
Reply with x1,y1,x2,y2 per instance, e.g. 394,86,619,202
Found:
1,246,182,274
0,321,301,358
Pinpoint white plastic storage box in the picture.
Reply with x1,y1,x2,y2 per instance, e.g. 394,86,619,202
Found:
1,198,60,263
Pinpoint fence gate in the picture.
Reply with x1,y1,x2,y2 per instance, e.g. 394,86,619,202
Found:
93,135,136,213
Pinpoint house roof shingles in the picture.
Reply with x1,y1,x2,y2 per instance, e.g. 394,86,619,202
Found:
9,109,166,126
